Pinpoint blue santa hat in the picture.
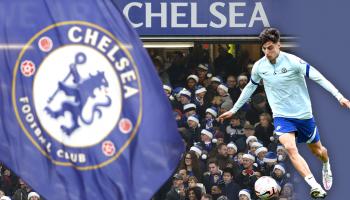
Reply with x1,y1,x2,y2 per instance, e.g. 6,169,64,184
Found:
173,87,183,97
187,115,200,126
243,153,255,162
28,192,40,200
264,151,278,163
250,142,263,148
210,76,222,83
273,163,286,174
195,85,207,94
246,136,258,145
201,129,213,139
183,103,197,112
197,63,209,71
239,189,251,199
255,146,268,156
227,142,238,152
187,74,199,83
205,106,218,117
190,144,203,156
217,84,229,93
179,89,191,99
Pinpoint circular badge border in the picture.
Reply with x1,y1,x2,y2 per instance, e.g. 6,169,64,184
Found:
12,21,143,170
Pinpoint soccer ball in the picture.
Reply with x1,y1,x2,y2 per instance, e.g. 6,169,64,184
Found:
254,176,281,199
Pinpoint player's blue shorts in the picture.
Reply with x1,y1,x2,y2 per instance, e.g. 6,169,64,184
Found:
273,117,320,144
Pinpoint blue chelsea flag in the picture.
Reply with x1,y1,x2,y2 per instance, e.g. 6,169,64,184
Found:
0,0,184,199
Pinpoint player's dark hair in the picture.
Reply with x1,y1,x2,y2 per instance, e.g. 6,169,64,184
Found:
259,28,280,45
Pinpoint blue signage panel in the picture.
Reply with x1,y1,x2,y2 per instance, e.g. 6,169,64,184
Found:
114,0,296,36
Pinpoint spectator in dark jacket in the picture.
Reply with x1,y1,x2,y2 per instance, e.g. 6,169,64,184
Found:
237,154,258,196
199,129,216,155
226,75,237,101
255,146,268,170
206,76,222,104
262,152,278,176
245,94,271,125
196,64,211,88
216,143,230,170
214,46,238,79
202,107,219,130
166,174,186,200
254,113,274,147
229,74,248,104
202,159,223,193
272,163,290,188
186,75,199,95
222,168,241,200
167,51,187,86
183,115,202,146
1,169,17,197
225,115,244,144
13,179,32,200
195,85,209,118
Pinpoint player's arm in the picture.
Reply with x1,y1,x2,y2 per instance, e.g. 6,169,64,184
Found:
299,61,350,109
218,64,261,121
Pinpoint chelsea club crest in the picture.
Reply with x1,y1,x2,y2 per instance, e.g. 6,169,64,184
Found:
12,21,142,170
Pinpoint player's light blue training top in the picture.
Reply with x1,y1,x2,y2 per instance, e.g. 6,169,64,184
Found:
229,51,343,119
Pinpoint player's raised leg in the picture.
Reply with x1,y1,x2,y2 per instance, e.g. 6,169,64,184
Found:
278,133,327,199
308,141,332,190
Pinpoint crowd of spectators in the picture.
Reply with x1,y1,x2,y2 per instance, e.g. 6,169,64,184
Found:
0,164,41,200
152,45,298,200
